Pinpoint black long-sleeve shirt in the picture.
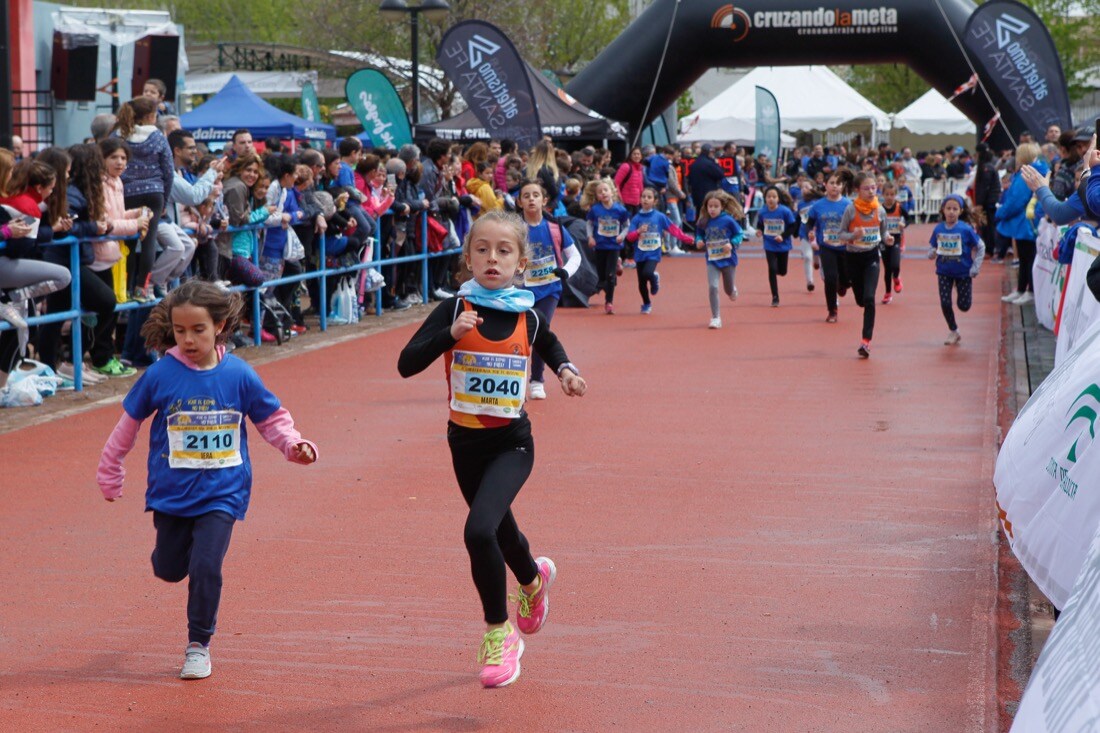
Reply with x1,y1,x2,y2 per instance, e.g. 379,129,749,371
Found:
398,297,571,381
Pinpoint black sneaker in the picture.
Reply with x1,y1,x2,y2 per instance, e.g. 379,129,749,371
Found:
771,297,780,307
390,298,412,312
807,282,815,292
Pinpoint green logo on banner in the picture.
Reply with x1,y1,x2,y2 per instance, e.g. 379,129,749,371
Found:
345,69,413,150
301,82,321,123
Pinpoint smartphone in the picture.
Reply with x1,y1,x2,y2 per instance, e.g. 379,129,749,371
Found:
1095,117,1099,141
387,173,397,187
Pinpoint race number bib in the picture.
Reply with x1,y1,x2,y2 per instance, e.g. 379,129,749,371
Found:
167,411,243,469
860,227,881,246
886,216,904,235
638,231,663,252
706,238,731,262
823,224,842,247
936,232,963,257
523,254,558,288
764,219,785,238
597,218,620,238
897,189,910,203
450,350,527,418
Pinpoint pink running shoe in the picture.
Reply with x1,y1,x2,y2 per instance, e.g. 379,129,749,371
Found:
477,621,524,688
513,556,557,635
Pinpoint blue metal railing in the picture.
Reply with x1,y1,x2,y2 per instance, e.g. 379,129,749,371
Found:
1,212,449,391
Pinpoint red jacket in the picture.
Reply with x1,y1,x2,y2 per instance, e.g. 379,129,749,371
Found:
614,162,644,206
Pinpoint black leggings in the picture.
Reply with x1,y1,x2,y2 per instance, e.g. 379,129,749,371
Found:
38,267,118,369
818,247,849,313
938,274,973,331
124,192,164,288
846,249,880,341
151,510,236,646
448,419,540,625
765,250,789,299
881,245,901,290
1016,238,1037,293
594,249,619,303
637,259,658,306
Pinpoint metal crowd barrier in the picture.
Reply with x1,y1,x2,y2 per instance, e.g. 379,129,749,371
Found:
1,212,449,392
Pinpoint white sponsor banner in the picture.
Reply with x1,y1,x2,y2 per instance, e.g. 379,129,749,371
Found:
1011,521,1100,732
1032,218,1064,332
1054,230,1100,366
995,318,1100,609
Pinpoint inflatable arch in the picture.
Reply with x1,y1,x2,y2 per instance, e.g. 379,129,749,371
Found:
566,0,1061,149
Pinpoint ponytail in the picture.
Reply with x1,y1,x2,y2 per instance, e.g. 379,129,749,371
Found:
112,97,158,140
830,168,856,196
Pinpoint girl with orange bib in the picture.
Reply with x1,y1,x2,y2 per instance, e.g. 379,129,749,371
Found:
838,171,893,358
398,210,587,689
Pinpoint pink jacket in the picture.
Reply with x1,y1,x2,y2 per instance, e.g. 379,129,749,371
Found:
96,345,318,500
614,161,644,206
94,175,144,270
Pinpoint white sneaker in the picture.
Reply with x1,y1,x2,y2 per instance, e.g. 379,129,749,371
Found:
1001,292,1022,303
1015,291,1034,304
729,287,738,302
406,292,423,305
708,317,722,329
433,287,453,300
57,362,106,384
180,642,211,679
529,381,546,400
944,330,961,345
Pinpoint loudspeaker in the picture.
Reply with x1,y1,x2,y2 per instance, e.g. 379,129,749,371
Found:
132,35,179,100
51,32,99,102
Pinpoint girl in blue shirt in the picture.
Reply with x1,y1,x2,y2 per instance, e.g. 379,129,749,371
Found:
519,179,581,399
755,185,798,307
97,280,317,680
805,169,854,323
625,187,694,314
928,194,985,345
583,179,630,314
694,190,743,329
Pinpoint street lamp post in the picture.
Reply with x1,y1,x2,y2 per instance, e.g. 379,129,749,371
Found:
378,0,450,129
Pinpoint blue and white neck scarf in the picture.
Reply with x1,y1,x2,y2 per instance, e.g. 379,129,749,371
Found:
457,280,535,313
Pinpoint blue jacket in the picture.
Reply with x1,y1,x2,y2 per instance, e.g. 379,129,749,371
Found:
119,127,174,200
995,159,1048,241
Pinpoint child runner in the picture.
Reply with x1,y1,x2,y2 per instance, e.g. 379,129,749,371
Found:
839,171,894,358
694,190,743,329
397,210,587,688
517,179,581,399
795,179,820,293
582,178,630,314
96,280,317,680
805,169,854,323
879,181,911,305
928,193,985,345
755,185,799,307
624,186,694,314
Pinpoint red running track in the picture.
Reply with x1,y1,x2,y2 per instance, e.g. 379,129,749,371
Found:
0,236,1002,731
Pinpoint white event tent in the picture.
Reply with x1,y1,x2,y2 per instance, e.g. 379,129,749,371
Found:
892,89,974,135
679,66,891,144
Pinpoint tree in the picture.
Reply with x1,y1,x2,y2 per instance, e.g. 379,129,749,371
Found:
836,64,929,114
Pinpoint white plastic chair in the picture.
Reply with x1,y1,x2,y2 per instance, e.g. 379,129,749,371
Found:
923,178,947,222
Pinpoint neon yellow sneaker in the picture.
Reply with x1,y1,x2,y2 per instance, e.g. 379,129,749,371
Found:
477,621,523,688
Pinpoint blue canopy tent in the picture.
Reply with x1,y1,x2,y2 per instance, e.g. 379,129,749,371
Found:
180,74,336,145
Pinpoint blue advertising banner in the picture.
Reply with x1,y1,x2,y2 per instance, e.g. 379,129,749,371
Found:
963,0,1071,140
435,20,541,150
754,86,780,177
344,69,413,150
300,81,320,123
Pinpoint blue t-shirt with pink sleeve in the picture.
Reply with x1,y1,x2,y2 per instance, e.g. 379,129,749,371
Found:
123,353,281,520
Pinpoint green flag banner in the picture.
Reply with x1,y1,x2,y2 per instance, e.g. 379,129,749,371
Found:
345,69,413,150
754,86,780,177
301,82,320,123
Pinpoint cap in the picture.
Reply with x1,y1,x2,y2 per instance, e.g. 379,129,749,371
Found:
1073,126,1094,142
700,143,713,155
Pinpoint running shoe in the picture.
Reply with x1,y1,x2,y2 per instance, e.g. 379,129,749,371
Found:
708,317,722,329
807,282,815,292
130,286,153,304
616,259,624,276
893,277,903,293
93,357,137,378
730,286,739,302
640,303,653,315
858,340,871,359
513,556,557,635
261,329,277,343
826,311,838,324
623,259,636,269
290,324,308,334
1015,291,1034,304
945,330,961,345
477,622,524,688
838,285,849,298
529,381,546,400
604,302,615,315
1001,291,1023,303
882,293,893,305
180,642,211,680
651,271,660,295
771,297,780,308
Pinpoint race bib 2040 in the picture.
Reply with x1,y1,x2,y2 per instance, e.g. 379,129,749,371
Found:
450,350,527,418
167,410,243,469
